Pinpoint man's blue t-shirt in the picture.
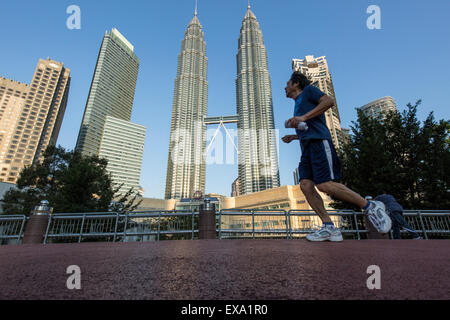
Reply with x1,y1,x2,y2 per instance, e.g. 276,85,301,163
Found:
294,85,333,143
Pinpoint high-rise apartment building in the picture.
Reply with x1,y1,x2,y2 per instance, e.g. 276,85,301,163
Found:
231,178,240,197
359,96,397,121
0,78,29,183
75,28,145,195
165,11,208,200
340,128,351,148
236,5,280,196
76,28,140,157
0,58,70,183
293,167,300,185
98,116,146,195
292,55,343,151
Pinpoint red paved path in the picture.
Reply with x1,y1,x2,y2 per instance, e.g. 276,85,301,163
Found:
0,240,449,300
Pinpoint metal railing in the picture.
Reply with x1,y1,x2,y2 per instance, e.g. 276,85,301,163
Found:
1,209,449,245
403,210,450,240
286,209,366,240
43,210,198,244
0,215,27,244
219,209,290,239
218,209,450,240
218,209,367,240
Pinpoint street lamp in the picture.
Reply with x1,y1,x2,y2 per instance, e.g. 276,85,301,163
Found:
31,200,53,216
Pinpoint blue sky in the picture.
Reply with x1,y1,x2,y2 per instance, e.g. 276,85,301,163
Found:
1,0,449,199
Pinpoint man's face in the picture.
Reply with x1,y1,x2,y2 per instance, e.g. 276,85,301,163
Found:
285,80,298,98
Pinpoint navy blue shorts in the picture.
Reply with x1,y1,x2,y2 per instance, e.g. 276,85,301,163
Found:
298,139,342,185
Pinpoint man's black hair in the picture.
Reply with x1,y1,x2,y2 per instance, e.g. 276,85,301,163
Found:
290,71,311,90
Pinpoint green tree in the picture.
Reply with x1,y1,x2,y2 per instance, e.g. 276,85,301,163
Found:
416,115,450,208
1,146,142,215
333,100,449,210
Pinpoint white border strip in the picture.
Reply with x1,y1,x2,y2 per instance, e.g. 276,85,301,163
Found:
323,140,334,180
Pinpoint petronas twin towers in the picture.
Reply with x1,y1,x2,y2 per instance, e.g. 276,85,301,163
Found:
165,5,280,200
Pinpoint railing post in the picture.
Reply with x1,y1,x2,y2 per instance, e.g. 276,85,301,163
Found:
113,212,119,242
79,214,86,243
191,210,195,240
123,213,129,241
417,211,428,240
353,211,361,240
219,210,222,240
43,215,52,244
157,212,160,241
289,211,294,239
285,210,289,240
252,210,255,240
18,216,27,243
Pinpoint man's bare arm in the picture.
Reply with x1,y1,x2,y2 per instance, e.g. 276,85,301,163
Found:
282,135,299,143
302,95,335,121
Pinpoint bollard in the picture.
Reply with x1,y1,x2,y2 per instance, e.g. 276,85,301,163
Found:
363,196,389,240
22,200,52,245
199,198,216,240
363,215,389,240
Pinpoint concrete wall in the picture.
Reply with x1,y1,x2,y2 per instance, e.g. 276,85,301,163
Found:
134,185,333,212
137,198,177,211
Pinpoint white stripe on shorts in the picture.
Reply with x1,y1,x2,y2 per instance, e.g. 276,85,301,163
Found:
323,140,334,180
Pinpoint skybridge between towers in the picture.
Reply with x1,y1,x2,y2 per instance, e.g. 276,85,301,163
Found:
204,115,239,154
204,115,239,125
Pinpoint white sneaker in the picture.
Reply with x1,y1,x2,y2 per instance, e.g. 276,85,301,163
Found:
306,225,343,242
364,201,392,234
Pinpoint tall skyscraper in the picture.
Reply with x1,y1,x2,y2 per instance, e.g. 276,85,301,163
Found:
0,58,70,183
293,167,300,185
236,5,280,196
165,10,208,200
76,28,140,157
231,177,240,197
359,96,397,121
340,128,351,148
292,55,343,151
98,116,146,195
0,78,29,183
76,28,145,195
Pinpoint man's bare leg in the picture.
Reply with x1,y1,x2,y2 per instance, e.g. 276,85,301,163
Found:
300,179,333,224
316,181,368,209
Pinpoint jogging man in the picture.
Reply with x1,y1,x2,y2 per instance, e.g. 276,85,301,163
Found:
374,193,422,240
282,71,392,242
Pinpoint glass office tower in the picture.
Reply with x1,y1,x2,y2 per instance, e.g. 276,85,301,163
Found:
76,28,140,157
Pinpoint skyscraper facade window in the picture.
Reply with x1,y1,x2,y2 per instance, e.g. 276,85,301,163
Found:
236,6,280,195
98,116,146,195
359,96,397,121
0,58,71,183
75,28,145,196
76,28,140,157
165,12,208,200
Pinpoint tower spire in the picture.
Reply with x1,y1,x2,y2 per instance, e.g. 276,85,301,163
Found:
195,0,198,16
248,0,251,9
